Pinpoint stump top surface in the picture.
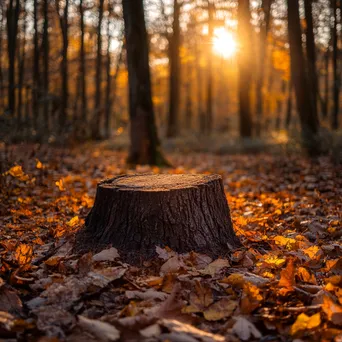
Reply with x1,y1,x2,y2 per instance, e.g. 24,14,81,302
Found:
101,174,220,191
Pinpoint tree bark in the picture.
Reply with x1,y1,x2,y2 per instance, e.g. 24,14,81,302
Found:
6,0,20,116
32,0,39,128
122,0,168,166
56,0,69,133
77,174,241,261
331,0,339,130
255,0,273,136
0,3,4,111
322,47,329,118
42,0,49,131
166,0,181,138
304,0,318,124
287,0,319,153
17,0,27,127
206,0,215,135
285,78,293,129
79,0,87,123
237,0,253,137
92,0,105,139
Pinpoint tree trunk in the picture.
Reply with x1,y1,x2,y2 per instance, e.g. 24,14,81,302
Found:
79,0,87,123
32,0,39,128
285,79,293,129
322,47,329,118
166,0,181,138
92,0,104,139
331,0,339,130
104,32,123,140
287,0,319,153
122,0,168,166
255,0,273,136
17,0,27,127
6,0,20,116
237,0,253,137
77,174,241,262
0,3,4,111
56,0,69,133
304,0,318,124
206,0,215,135
42,0,49,131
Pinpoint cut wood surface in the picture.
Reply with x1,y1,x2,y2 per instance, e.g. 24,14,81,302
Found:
77,174,241,261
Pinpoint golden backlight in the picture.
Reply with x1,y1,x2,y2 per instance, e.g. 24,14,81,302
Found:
213,27,237,59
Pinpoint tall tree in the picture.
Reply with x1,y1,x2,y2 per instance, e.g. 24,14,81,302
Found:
17,0,27,126
92,0,105,139
6,0,20,115
206,0,214,135
166,0,181,138
56,0,69,132
32,0,39,128
0,3,4,111
287,0,319,151
79,0,87,123
304,0,318,123
122,0,168,165
331,0,339,129
255,0,273,136
42,0,49,130
237,0,253,137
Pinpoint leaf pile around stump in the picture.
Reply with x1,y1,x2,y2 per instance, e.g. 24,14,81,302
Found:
0,144,341,341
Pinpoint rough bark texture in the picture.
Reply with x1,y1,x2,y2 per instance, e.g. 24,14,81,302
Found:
287,0,319,153
122,0,167,166
77,174,241,262
237,0,253,137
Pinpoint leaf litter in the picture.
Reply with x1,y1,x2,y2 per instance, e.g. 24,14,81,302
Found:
0,144,341,341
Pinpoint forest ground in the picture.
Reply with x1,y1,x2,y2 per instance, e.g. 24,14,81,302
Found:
0,142,341,341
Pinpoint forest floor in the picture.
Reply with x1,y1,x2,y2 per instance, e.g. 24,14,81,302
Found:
0,142,341,342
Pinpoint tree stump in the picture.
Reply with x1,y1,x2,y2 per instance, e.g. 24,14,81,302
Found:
77,174,241,261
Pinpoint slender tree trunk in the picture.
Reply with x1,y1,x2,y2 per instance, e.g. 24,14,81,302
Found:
166,0,181,138
285,79,293,129
185,59,193,131
93,0,104,139
122,0,168,165
17,0,27,127
331,0,339,129
6,0,20,116
206,1,214,135
57,0,69,132
287,0,319,152
195,37,205,134
0,3,4,111
304,0,318,123
79,0,87,123
42,0,49,131
32,0,39,128
255,0,272,136
105,37,123,140
322,47,329,118
237,0,253,137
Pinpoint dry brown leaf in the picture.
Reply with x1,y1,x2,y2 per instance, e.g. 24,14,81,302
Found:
92,247,119,262
232,316,262,341
322,295,342,326
203,298,237,321
78,315,120,341
278,258,295,295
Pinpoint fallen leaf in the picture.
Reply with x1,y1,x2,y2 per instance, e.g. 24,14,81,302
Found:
183,281,213,313
161,256,184,274
203,298,237,321
92,247,119,262
201,258,230,276
15,244,33,265
78,316,120,341
290,313,321,335
278,258,295,295
322,295,342,325
232,316,262,341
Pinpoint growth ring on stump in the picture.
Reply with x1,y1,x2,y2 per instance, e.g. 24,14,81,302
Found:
78,174,241,260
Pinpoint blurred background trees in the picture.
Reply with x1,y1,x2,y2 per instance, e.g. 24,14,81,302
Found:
0,0,341,156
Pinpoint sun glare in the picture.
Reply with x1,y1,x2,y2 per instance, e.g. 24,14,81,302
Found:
213,28,237,59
